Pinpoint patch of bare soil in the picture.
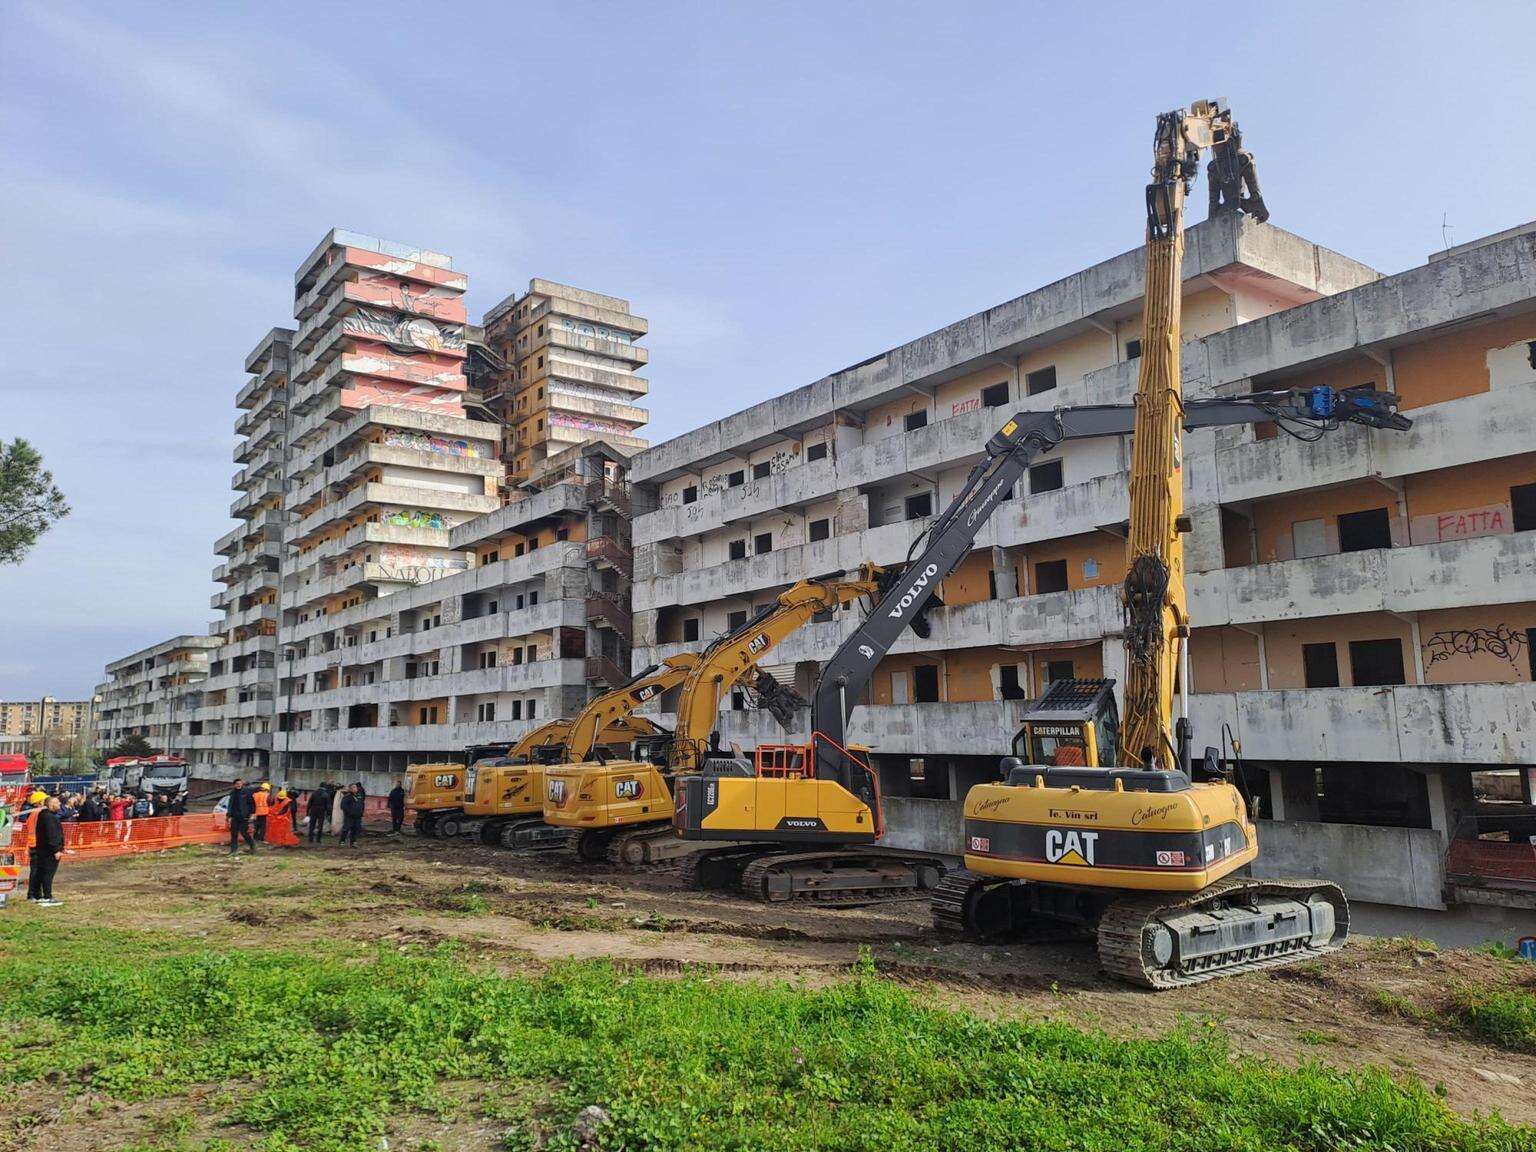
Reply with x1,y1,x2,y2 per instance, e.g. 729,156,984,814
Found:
28,831,1536,1127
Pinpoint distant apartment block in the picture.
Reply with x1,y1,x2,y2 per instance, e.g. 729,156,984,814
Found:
94,635,221,756
482,280,649,484
626,214,1536,913
0,697,94,757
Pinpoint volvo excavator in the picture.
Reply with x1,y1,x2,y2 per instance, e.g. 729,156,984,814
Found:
673,104,1413,984
406,657,701,841
542,569,885,866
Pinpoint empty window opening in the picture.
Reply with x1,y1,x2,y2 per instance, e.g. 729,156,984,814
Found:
905,492,933,521
682,485,698,505
1034,559,1069,594
1043,659,1074,686
1026,366,1057,395
1512,482,1536,533
1029,459,1063,494
1349,638,1406,686
1125,338,1143,360
682,618,700,642
808,518,830,543
728,539,747,561
1302,642,1340,688
754,532,773,555
913,664,941,703
999,664,1026,700
982,381,1010,408
753,461,771,480
1338,507,1392,553
806,441,828,462
904,409,929,432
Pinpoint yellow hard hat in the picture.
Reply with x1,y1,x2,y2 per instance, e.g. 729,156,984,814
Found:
28,791,47,804
260,782,271,791
276,789,288,799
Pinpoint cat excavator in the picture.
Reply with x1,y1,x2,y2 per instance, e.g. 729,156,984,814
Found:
542,568,885,865
462,656,701,849
673,104,1413,980
406,657,699,841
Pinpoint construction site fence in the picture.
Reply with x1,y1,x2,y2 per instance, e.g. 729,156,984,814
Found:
8,812,230,865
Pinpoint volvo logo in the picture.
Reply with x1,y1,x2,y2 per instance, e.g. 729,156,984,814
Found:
887,563,939,620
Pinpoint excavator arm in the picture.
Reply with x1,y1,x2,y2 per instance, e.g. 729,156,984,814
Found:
809,387,1408,785
668,567,883,769
561,655,702,762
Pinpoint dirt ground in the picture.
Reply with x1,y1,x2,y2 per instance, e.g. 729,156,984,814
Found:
7,829,1535,1139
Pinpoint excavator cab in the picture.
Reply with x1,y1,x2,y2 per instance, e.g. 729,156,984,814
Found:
1009,679,1119,770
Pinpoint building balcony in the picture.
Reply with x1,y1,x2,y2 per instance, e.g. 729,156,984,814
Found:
545,357,650,397
587,535,632,571
448,480,586,548
586,593,632,637
546,327,648,367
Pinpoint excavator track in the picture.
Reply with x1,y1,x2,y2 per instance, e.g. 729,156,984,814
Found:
930,869,1006,935
737,851,944,907
1096,876,1349,990
574,828,617,863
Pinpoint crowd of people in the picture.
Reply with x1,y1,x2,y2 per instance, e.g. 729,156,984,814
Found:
223,778,406,855
16,785,185,823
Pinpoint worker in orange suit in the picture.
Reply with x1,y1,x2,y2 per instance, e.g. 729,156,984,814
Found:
265,789,300,847
252,783,271,842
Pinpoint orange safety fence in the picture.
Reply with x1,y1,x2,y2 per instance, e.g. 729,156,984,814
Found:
1446,837,1536,885
9,812,231,866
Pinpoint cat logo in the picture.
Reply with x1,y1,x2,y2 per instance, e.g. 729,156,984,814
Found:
1044,828,1099,866
747,632,770,655
615,778,643,801
636,685,659,701
547,779,568,807
433,773,458,790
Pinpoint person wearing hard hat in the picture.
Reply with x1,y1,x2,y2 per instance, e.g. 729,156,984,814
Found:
252,783,271,842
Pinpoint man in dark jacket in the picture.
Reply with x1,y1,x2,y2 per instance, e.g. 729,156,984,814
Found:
305,787,328,844
27,795,67,905
78,792,102,823
386,781,406,834
338,784,365,847
227,777,256,855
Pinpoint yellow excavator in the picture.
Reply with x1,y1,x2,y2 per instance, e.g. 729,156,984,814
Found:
673,103,1412,984
543,569,883,865
462,656,701,849
405,657,699,841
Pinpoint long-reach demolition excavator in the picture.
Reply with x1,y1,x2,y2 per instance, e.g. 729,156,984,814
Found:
673,103,1413,987
406,657,700,841
541,569,885,866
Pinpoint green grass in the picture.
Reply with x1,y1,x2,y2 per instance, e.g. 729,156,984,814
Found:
1448,984,1536,1053
0,921,1528,1152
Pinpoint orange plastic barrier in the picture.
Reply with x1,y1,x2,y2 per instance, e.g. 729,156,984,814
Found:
11,812,230,865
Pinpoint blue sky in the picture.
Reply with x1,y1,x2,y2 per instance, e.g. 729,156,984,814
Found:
1,0,1532,698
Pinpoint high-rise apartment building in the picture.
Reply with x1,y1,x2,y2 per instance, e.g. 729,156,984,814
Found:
482,280,649,483
145,232,649,788
627,214,1536,916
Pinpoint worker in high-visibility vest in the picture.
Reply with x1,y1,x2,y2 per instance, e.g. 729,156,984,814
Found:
252,783,271,842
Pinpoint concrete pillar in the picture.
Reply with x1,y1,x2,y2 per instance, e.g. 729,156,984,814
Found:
990,546,1018,599
1185,504,1226,574
1521,766,1536,806
834,488,869,536
1267,764,1320,822
1101,638,1127,719
1425,767,1477,843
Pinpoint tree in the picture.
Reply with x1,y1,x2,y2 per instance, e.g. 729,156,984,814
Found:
110,733,156,759
0,438,70,565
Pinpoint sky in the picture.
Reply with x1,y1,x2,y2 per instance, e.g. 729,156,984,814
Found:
1,0,1533,700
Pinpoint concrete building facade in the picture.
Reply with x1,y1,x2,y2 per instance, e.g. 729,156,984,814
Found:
94,635,221,756
0,697,94,757
482,280,650,484
626,213,1536,914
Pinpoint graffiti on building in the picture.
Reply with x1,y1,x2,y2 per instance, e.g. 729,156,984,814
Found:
341,381,464,415
386,509,447,530
1425,624,1529,667
951,396,982,418
344,307,466,353
551,413,637,436
1408,503,1513,545
382,428,487,458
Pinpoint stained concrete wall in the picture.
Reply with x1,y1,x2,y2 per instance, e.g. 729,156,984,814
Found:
1250,819,1446,910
